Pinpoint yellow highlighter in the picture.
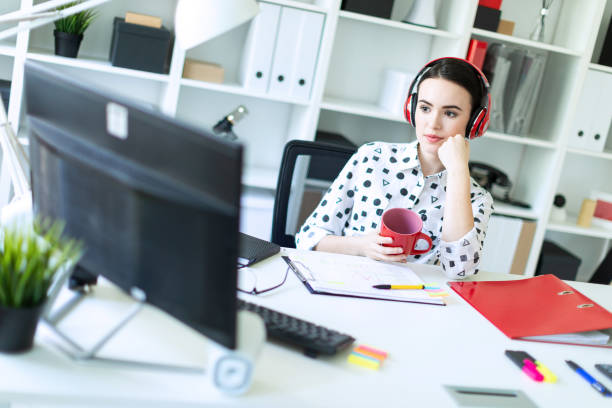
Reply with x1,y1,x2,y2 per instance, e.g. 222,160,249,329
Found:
372,284,424,290
535,361,558,383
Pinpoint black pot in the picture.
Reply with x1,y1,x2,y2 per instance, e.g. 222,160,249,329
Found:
54,30,83,58
0,302,44,353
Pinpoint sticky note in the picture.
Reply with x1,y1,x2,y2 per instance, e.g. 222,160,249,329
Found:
348,352,380,370
354,344,388,360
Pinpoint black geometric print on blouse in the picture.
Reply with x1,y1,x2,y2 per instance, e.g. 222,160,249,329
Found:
431,196,438,203
363,157,368,163
400,188,408,196
371,222,377,228
474,252,479,262
364,180,371,187
353,160,358,165
471,193,475,198
347,190,355,198
397,172,405,179
409,194,416,201
431,183,438,189
323,215,329,222
420,213,427,221
412,169,418,176
321,199,327,206
419,209,426,214
403,157,410,163
336,212,343,218
444,186,447,192
345,221,350,228
390,157,397,163
361,196,368,202
474,217,481,223
414,254,421,259
344,208,350,214
416,181,422,187
474,269,479,274
375,147,382,154
347,172,353,179
462,239,470,246
360,226,365,232
458,271,465,277
435,205,442,210
476,228,481,234
479,208,485,214
414,198,420,206
373,156,379,161
313,212,318,218
373,198,381,206
366,168,373,173
383,168,389,174
449,260,455,267
336,197,342,204
386,193,392,200
361,211,367,217
376,209,383,216
303,225,310,231
353,214,358,220
446,247,452,253
392,148,397,153
460,255,468,262
383,179,390,186
442,263,446,270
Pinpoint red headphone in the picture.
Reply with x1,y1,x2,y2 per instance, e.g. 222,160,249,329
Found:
403,57,491,140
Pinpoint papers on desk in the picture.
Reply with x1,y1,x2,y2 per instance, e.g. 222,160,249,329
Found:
284,251,445,305
523,329,611,346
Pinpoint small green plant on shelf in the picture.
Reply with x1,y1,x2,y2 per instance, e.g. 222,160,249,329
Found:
53,1,98,58
0,219,83,308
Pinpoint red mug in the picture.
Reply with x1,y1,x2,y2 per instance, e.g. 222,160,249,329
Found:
380,208,433,255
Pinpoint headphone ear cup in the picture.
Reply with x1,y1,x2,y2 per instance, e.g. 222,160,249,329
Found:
404,94,413,125
468,108,485,139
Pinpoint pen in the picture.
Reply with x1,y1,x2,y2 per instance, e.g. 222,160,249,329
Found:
372,284,424,290
566,360,612,396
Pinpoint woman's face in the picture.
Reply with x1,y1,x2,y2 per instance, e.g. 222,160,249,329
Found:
414,77,473,156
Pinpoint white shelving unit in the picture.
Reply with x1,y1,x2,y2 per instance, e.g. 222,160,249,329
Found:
1,0,611,280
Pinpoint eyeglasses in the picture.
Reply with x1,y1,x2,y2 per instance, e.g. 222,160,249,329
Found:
237,265,289,295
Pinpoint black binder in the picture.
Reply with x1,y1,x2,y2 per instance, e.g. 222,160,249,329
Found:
238,232,280,267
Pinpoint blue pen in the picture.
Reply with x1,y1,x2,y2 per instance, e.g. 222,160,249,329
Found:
566,360,612,397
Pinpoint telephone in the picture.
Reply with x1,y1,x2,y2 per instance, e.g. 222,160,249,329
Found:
468,162,531,208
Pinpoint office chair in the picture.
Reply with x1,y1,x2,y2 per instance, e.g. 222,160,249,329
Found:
589,248,612,285
271,140,356,248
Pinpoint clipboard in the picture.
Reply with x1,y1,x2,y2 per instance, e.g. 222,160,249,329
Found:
282,253,445,306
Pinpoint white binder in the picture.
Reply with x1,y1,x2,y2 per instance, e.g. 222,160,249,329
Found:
239,2,281,92
267,6,303,97
288,11,324,101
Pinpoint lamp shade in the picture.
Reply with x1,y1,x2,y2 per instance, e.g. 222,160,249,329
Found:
174,0,259,50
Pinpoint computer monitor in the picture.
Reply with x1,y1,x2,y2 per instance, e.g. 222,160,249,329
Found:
24,62,242,350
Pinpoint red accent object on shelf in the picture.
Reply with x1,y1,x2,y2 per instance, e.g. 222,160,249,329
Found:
594,199,612,221
449,274,612,348
478,0,502,9
466,39,488,70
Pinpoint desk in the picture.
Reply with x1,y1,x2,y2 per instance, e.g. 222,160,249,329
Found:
1,248,612,407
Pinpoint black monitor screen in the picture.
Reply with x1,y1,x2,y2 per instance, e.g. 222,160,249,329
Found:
24,62,242,349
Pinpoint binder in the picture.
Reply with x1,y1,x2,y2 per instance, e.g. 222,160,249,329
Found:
267,6,303,97
466,39,488,71
239,2,281,92
288,10,324,100
449,274,612,348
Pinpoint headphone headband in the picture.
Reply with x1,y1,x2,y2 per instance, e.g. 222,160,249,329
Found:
403,57,491,139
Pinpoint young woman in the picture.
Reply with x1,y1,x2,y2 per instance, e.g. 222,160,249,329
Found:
295,57,494,279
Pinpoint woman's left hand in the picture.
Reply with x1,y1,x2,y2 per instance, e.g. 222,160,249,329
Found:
438,134,470,173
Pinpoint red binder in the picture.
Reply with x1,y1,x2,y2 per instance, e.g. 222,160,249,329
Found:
449,274,612,348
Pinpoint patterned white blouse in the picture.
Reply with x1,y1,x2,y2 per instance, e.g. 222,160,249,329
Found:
295,141,494,279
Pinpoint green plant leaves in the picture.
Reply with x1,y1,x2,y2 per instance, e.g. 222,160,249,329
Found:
0,218,83,308
53,1,98,36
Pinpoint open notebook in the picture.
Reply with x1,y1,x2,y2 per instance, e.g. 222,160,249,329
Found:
283,251,445,306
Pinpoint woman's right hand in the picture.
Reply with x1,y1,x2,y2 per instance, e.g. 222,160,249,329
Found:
350,232,407,262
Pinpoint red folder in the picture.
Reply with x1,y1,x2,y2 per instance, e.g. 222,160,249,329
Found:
449,274,612,348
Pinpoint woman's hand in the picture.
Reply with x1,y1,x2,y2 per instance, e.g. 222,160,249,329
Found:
350,232,407,262
438,134,470,173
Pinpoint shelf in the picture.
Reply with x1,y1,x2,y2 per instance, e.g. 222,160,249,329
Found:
339,11,458,39
471,28,581,56
320,97,405,123
180,78,311,106
547,215,612,239
242,166,279,190
264,0,328,13
588,63,612,75
485,130,557,149
26,50,170,83
493,202,538,220
0,41,16,57
565,147,612,161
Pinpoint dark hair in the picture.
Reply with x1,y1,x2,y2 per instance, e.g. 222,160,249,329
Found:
418,58,485,117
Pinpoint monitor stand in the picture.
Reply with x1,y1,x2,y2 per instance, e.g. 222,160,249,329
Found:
40,265,266,395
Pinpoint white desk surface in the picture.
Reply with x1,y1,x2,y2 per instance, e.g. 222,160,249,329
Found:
1,248,612,408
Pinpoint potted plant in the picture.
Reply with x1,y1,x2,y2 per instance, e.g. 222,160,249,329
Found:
0,219,82,353
53,1,97,58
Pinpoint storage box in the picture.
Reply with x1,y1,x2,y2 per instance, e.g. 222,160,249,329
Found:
497,19,515,36
590,190,612,230
480,215,536,275
478,0,502,9
125,11,162,29
535,240,581,281
109,17,172,74
474,5,501,31
182,59,224,83
340,0,394,19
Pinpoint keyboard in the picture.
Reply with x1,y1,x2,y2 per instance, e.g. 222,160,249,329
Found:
237,299,355,357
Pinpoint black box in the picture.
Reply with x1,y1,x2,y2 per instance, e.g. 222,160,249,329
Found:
474,5,501,32
341,0,394,19
307,130,356,181
598,16,612,67
109,17,172,74
0,80,10,111
535,240,581,281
